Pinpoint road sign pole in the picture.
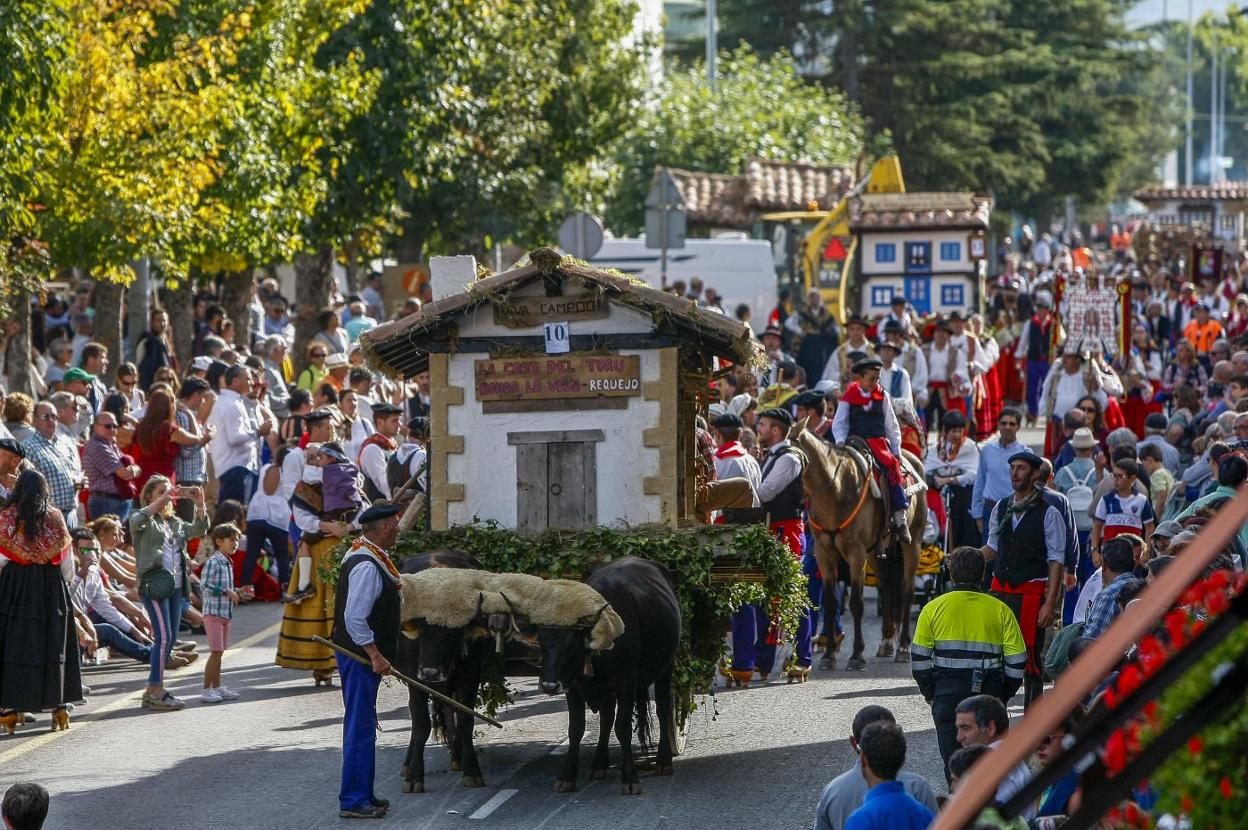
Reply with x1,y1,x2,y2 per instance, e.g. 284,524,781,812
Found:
661,205,669,290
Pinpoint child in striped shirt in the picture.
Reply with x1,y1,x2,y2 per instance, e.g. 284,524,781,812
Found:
200,524,241,704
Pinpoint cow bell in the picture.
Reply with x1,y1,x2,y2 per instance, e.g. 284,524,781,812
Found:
582,658,594,678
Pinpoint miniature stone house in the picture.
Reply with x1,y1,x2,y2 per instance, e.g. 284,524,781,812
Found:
360,248,761,532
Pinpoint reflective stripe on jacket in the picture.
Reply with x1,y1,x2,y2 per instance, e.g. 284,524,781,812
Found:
911,590,1026,702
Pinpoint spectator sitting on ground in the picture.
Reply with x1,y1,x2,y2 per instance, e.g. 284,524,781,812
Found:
842,721,933,830
2,782,49,830
1035,707,1084,819
813,705,938,830
946,744,991,794
955,694,1035,819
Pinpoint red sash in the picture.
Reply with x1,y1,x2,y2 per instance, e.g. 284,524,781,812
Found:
991,576,1047,676
356,432,396,466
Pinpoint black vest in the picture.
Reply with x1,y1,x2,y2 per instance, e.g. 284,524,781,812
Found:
760,447,804,521
332,550,400,662
1026,315,1051,361
993,499,1050,586
846,397,886,438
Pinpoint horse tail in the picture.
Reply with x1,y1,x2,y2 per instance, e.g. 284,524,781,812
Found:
633,684,653,751
875,540,905,624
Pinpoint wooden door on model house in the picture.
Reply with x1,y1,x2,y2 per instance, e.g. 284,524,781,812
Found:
509,429,603,531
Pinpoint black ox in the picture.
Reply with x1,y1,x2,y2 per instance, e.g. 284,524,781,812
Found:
396,550,495,793
517,557,681,795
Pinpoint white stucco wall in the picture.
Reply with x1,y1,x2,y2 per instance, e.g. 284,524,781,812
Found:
443,303,664,528
859,229,975,275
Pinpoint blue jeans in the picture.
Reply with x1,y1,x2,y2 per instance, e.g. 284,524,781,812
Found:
88,493,132,523
141,591,185,686
93,622,151,663
338,654,382,811
243,520,291,588
218,466,257,506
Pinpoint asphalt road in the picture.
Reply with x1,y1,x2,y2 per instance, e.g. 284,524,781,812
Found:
2,426,1044,830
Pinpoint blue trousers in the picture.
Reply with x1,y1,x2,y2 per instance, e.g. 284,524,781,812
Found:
88,493,132,524
1063,529,1094,625
93,622,151,662
1025,359,1050,419
140,591,185,686
218,466,257,506
337,653,381,811
730,603,812,672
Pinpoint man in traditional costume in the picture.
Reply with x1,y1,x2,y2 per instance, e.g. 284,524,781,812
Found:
923,318,970,435
332,503,402,819
1014,292,1056,427
821,315,876,389
832,358,912,543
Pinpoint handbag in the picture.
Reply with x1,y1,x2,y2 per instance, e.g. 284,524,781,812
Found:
139,566,176,600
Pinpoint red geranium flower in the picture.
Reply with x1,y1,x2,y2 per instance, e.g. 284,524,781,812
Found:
1221,776,1234,800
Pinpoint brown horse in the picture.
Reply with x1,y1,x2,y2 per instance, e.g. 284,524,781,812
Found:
790,420,926,671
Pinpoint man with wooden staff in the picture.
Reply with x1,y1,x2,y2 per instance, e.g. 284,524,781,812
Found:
331,503,403,819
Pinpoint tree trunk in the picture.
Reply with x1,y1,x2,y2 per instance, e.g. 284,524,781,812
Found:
396,213,425,263
92,279,124,386
294,247,335,371
4,290,34,396
125,259,151,363
165,277,195,371
342,237,368,294
218,268,255,352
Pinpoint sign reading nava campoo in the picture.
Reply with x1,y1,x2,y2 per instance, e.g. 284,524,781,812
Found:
492,284,607,328
474,355,641,402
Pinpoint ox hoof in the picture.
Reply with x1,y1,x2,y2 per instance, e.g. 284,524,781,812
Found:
895,648,910,663
847,657,867,671
818,657,837,671
877,642,895,658
653,763,674,777
450,760,462,772
621,782,643,796
554,779,577,793
589,768,609,780
462,775,486,789
402,781,424,794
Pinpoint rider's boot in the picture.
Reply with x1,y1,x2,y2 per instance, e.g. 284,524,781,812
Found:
893,509,911,544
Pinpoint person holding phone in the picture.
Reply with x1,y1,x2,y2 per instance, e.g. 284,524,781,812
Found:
130,476,208,711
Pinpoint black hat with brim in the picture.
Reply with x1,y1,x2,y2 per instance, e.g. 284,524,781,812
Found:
846,314,868,328
371,402,403,416
1007,450,1043,469
711,412,744,429
852,357,884,374
758,407,794,428
877,340,901,353
0,438,24,459
303,409,336,424
359,503,401,525
790,391,823,410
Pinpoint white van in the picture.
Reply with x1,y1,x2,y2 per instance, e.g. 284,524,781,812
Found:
588,237,776,331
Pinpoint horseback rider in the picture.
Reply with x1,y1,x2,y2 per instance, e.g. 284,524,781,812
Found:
831,357,912,544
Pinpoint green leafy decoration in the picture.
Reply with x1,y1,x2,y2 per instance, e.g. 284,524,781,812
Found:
321,520,809,723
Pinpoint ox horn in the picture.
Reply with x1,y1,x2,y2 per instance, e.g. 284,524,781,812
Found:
582,602,610,629
498,591,524,635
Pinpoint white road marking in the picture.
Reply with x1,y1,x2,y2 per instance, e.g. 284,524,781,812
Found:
548,737,568,755
0,619,283,766
468,788,518,819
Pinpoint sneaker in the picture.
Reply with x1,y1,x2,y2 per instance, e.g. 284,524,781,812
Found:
339,803,386,819
141,691,185,711
173,640,197,653
166,651,199,670
200,688,224,704
216,686,240,701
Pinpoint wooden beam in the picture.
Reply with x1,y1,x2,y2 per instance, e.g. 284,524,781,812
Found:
422,333,688,353
507,430,606,445
481,398,628,414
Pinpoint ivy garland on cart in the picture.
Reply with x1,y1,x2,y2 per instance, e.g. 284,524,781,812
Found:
321,520,810,722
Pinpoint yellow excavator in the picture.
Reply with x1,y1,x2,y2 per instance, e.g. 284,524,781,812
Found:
757,155,906,321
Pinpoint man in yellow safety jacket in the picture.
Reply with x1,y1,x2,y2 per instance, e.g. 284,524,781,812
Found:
911,545,1026,780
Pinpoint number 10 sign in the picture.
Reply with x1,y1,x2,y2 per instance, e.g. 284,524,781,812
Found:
544,321,570,354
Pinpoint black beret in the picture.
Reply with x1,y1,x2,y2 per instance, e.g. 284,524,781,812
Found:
846,314,868,327
852,357,884,374
758,407,794,428
877,339,901,353
710,412,744,429
359,503,401,525
303,409,336,424
883,319,904,333
371,402,402,416
846,350,869,362
1007,450,1043,469
1144,412,1168,430
934,317,953,332
790,391,823,409
0,438,24,459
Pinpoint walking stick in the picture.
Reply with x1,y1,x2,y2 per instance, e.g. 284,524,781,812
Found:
312,636,503,729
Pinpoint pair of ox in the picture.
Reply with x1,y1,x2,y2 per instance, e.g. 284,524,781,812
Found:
395,552,681,796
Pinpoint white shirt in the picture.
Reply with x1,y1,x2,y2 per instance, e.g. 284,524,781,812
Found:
359,440,393,499
279,446,306,503
900,342,929,407
991,739,1037,820
247,463,290,529
831,388,902,457
713,442,762,494
72,564,135,634
1041,366,1106,420
924,438,979,486
342,540,399,646
394,443,427,492
1072,568,1104,624
880,364,912,405
755,441,804,504
206,389,259,474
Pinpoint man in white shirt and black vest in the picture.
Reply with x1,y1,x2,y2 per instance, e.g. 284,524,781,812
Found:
727,407,814,684
332,503,402,819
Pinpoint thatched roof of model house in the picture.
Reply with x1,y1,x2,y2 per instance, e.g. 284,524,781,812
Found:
360,247,764,378
669,159,855,228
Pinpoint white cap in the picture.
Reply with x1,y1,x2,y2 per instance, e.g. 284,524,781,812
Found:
191,356,212,371
325,352,349,369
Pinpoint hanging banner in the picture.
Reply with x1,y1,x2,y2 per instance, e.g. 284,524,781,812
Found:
1060,272,1118,354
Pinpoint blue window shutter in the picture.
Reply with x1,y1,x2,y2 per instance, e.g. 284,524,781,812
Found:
940,241,961,261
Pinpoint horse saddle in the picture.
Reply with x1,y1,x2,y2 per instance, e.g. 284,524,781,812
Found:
844,437,926,536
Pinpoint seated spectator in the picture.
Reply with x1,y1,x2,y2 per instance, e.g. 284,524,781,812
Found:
947,744,991,793
955,694,1035,819
3,393,35,443
1035,708,1084,819
813,705,937,830
842,721,933,830
2,782,49,830
1081,537,1138,640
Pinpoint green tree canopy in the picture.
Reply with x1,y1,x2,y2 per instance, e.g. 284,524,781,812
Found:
605,46,864,235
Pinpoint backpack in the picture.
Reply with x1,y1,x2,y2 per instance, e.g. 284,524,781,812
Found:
387,447,425,496
1065,466,1097,515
